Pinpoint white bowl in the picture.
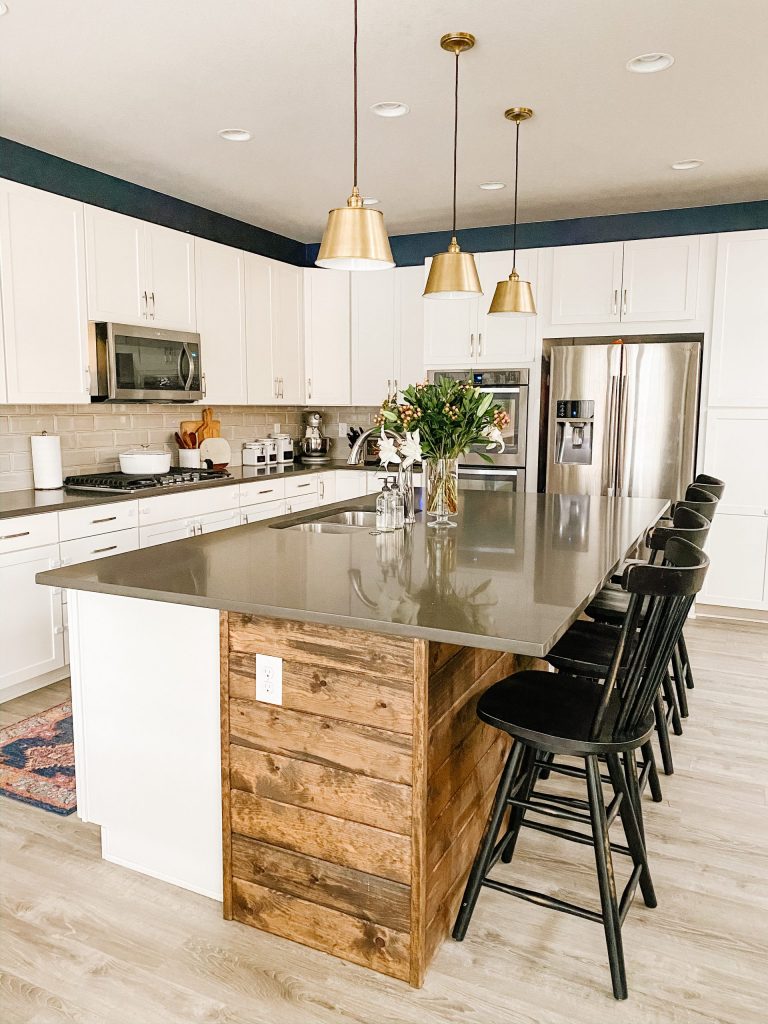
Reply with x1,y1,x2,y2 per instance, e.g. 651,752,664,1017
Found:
119,447,172,475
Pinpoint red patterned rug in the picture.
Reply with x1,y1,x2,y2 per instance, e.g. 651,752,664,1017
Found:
0,702,76,815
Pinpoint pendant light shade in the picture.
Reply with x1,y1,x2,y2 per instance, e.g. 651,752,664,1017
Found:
423,33,481,299
316,1,394,271
489,107,537,316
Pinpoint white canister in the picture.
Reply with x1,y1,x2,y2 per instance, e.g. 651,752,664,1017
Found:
270,432,295,464
260,438,278,464
31,432,63,490
179,448,201,469
242,441,267,467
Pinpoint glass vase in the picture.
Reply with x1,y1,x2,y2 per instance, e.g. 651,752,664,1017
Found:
424,458,459,528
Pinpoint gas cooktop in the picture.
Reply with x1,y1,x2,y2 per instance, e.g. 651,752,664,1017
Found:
64,467,232,493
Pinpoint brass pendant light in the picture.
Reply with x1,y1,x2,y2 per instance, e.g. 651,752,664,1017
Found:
316,0,394,271
488,107,537,316
423,33,482,299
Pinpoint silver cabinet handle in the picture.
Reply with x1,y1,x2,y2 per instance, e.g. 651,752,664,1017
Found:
280,377,285,399
274,378,278,398
92,544,118,554
91,515,117,524
1,530,30,540
257,488,273,495
149,291,156,319
296,482,311,489
319,479,324,499
201,371,207,397
612,289,618,315
387,378,391,399
142,291,148,318
393,379,398,396
84,366,91,395
622,288,628,316
470,333,475,358
478,333,483,357
307,377,312,400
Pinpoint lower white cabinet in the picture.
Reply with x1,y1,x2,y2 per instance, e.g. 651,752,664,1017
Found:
285,494,318,515
334,473,369,501
0,542,65,695
198,509,240,535
139,519,195,548
60,529,139,567
241,499,286,525
317,473,336,505
700,513,768,609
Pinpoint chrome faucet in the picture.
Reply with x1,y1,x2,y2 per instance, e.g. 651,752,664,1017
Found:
347,426,416,524
346,426,402,465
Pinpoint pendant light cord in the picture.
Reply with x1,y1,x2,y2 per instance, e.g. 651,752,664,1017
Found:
452,52,459,236
512,119,520,271
353,0,358,189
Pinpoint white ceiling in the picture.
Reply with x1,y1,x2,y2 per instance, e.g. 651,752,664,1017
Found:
1,0,766,243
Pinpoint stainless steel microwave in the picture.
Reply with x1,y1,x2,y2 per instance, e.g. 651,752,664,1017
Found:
88,322,204,402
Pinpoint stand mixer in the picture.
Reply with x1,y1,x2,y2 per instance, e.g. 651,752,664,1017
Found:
300,411,333,464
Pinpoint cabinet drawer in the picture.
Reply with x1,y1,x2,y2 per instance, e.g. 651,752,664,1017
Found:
238,478,286,506
241,499,286,524
0,512,59,555
59,500,138,541
285,474,317,498
138,485,239,526
285,494,318,514
60,528,139,567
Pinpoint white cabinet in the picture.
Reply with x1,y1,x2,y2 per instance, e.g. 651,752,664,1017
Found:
333,472,368,501
244,255,304,404
0,181,90,403
548,237,700,328
195,239,247,404
424,250,538,367
304,268,351,404
198,508,240,535
0,542,65,695
396,265,426,391
60,528,139,567
707,229,768,408
58,500,138,542
139,519,195,548
138,485,239,527
238,478,286,506
84,206,196,330
351,271,396,406
241,498,286,524
700,514,767,609
317,473,336,505
285,494,318,515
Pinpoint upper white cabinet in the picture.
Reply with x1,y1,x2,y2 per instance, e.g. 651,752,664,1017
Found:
548,236,700,328
195,239,247,404
424,250,538,367
351,270,396,406
84,206,196,331
395,265,426,392
304,268,350,405
707,229,768,408
0,180,90,403
244,254,304,405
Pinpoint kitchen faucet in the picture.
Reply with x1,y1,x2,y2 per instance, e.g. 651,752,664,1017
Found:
347,426,416,524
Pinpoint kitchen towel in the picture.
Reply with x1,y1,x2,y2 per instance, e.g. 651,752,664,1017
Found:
31,432,63,490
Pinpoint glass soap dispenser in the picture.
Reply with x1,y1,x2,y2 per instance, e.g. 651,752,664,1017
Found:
391,477,405,529
376,477,395,533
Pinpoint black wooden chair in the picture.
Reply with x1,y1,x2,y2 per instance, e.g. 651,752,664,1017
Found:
693,473,725,500
452,538,709,1000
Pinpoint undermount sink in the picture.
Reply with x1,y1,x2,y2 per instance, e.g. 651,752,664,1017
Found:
273,508,378,533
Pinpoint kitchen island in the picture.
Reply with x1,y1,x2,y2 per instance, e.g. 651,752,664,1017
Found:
37,490,667,986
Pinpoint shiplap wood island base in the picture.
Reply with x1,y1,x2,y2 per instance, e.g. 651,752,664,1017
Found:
37,490,668,986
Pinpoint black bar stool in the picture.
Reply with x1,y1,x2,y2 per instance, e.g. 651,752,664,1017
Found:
694,473,725,499
452,539,710,1000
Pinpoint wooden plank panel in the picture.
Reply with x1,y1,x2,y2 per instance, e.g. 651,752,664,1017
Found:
409,640,429,988
232,877,411,982
428,641,463,677
428,646,506,728
220,611,233,920
228,614,415,683
427,718,498,825
229,745,411,835
229,650,413,734
231,790,411,884
231,835,410,931
229,698,412,785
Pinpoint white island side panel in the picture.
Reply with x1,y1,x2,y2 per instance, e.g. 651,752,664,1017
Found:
68,590,222,900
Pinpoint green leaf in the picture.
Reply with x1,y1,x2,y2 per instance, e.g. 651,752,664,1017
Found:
477,392,493,416
380,409,398,422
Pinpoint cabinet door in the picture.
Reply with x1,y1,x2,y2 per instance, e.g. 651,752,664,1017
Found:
351,271,396,406
304,268,350,404
699,513,768,608
241,499,286,524
476,250,538,364
0,182,90,403
84,206,146,323
708,230,768,408
139,519,195,548
703,410,768,514
197,508,240,535
145,223,196,330
0,543,65,692
244,253,276,403
334,472,369,501
395,265,426,392
423,258,478,366
317,473,336,505
272,262,304,404
195,239,247,404
549,242,623,325
621,236,699,322
285,494,319,514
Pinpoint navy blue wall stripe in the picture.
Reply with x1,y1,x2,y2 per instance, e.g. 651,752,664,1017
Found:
305,200,768,267
0,137,306,266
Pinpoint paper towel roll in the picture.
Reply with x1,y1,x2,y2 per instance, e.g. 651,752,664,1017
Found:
32,433,64,490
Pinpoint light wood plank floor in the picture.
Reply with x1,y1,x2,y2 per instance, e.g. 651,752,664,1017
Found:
1,618,766,1024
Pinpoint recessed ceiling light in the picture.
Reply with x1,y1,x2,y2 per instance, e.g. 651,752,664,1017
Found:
218,128,252,142
0,3,9,15
479,181,506,191
626,52,675,73
671,159,703,170
370,101,410,118
362,197,380,206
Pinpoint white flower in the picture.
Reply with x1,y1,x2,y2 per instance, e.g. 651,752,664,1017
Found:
399,429,423,468
484,425,505,452
378,428,401,467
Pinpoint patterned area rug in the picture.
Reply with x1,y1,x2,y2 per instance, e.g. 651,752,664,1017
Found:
0,702,76,815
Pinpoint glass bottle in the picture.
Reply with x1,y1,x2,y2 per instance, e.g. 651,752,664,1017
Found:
376,478,395,533
391,477,405,529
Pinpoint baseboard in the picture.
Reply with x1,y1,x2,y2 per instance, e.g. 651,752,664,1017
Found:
694,604,768,624
0,666,70,704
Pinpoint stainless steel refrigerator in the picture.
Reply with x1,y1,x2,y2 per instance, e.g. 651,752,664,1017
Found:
546,341,700,501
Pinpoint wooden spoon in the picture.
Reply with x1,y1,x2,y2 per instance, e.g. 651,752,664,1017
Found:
183,430,197,449
175,431,188,449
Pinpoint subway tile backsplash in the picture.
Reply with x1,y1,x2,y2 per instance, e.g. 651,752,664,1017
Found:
0,403,380,491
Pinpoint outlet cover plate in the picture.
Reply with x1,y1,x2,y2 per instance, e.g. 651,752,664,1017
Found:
255,654,283,705
338,422,348,438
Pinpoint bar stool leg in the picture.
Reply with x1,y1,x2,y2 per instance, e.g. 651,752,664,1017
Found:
500,746,538,863
607,753,656,908
641,740,663,802
671,647,690,719
453,741,526,942
679,634,695,689
586,755,628,1000
654,692,675,775
662,670,684,736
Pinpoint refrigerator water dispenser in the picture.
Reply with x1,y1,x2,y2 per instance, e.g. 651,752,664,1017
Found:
555,400,595,466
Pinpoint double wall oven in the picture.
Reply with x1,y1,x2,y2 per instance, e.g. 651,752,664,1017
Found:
430,369,529,492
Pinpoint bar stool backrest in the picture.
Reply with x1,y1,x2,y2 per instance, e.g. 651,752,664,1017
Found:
694,473,726,500
646,507,711,563
589,538,709,742
674,485,719,522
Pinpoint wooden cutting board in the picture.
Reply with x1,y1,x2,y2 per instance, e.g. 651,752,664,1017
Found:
180,407,220,442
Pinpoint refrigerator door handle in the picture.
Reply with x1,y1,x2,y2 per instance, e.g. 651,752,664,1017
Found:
604,374,620,496
616,370,629,496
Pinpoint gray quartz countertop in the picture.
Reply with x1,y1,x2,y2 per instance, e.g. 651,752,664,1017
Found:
37,491,668,656
0,460,396,519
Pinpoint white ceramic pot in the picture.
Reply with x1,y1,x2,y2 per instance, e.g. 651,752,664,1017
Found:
119,446,172,475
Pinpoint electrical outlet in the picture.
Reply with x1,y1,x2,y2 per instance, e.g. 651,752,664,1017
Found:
273,422,281,434
338,421,348,437
255,654,283,705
